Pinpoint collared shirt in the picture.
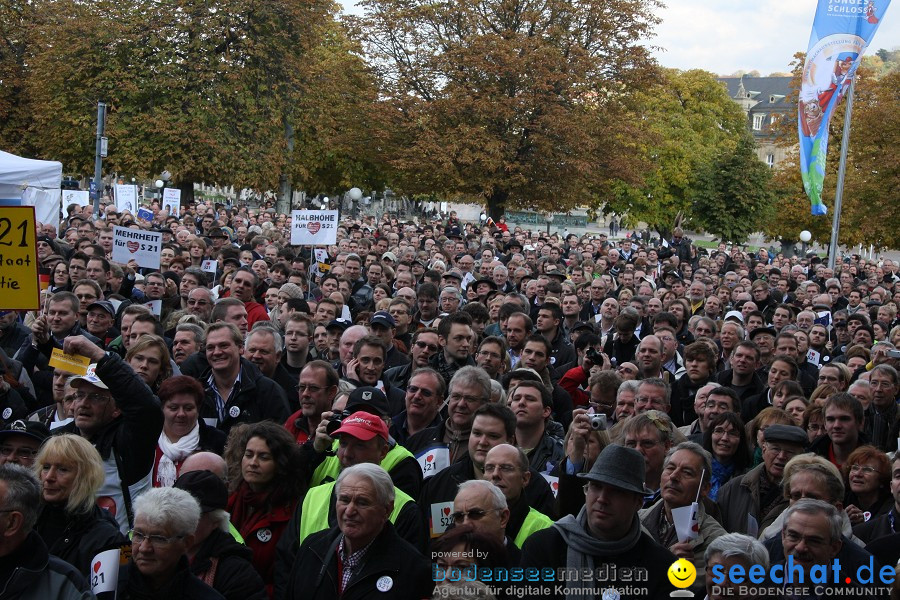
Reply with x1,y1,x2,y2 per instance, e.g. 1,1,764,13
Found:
208,368,242,423
338,534,372,594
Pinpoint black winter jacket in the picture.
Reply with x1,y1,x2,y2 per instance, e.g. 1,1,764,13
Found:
34,503,126,577
189,527,266,600
118,557,225,600
0,531,92,600
197,358,290,435
283,523,433,600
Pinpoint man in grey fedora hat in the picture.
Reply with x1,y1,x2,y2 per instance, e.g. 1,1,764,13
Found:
520,445,677,600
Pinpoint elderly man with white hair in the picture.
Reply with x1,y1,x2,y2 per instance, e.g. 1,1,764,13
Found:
283,463,433,599
117,486,224,599
704,533,770,600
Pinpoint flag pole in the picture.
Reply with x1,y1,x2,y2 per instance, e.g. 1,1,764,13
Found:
827,79,855,271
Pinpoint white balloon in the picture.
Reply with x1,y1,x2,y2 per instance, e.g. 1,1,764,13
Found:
349,187,363,201
799,230,812,243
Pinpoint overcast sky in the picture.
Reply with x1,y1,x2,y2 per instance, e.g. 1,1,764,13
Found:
339,0,898,76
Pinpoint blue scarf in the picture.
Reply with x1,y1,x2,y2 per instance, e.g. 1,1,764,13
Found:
710,458,735,501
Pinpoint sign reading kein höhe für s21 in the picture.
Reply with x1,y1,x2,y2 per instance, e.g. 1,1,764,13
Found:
291,210,338,246
0,206,39,310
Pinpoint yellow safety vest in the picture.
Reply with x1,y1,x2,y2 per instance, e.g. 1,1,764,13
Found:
512,507,554,548
310,442,413,488
297,480,414,543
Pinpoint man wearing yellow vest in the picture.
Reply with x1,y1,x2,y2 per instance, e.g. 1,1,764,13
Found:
273,407,427,599
483,444,554,549
307,386,423,499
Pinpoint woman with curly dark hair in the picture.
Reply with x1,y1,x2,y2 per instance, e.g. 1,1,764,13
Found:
702,412,751,501
225,422,307,597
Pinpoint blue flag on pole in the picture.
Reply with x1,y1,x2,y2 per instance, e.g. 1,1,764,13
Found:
798,0,891,215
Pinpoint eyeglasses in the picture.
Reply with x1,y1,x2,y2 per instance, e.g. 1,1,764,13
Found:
783,529,828,548
406,385,435,398
73,392,111,404
850,464,878,475
449,393,483,405
414,341,439,353
712,427,740,438
483,464,519,474
450,508,501,525
131,530,185,547
0,446,38,460
764,444,799,458
477,350,501,360
298,383,325,393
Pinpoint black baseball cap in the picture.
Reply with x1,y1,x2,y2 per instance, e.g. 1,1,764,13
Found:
174,470,228,512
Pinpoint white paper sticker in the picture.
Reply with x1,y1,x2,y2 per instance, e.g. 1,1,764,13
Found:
541,473,560,498
416,446,450,479
429,501,455,537
376,576,393,592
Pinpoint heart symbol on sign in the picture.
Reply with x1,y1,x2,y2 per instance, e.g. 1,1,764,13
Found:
307,222,321,235
552,481,559,491
443,507,450,516
426,454,433,462
127,241,139,253
93,561,101,573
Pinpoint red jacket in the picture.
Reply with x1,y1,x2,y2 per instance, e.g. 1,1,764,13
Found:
559,365,591,407
228,484,298,598
244,301,270,329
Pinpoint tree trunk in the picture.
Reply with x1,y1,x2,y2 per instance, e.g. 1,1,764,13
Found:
277,116,294,214
487,189,507,221
178,180,195,207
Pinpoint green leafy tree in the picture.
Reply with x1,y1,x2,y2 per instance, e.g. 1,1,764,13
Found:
693,132,775,243
604,68,749,240
352,0,661,220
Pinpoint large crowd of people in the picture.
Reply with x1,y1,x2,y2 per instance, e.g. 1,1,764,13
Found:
0,199,899,600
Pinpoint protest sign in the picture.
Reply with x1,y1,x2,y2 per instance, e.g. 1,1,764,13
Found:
291,210,338,245
114,185,138,214
48,348,91,375
62,190,90,208
201,259,218,275
136,207,153,221
162,188,181,217
0,206,39,310
111,226,162,269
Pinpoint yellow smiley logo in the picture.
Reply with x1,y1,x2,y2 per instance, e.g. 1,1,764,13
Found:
667,558,696,589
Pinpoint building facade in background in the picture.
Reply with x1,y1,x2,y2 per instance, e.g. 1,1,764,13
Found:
718,76,793,168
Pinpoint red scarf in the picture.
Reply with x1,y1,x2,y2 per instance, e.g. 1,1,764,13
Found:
227,482,281,536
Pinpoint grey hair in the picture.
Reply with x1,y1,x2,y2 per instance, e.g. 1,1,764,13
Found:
493,265,508,276
721,320,745,339
617,379,641,400
704,532,770,568
0,464,41,532
440,286,463,302
664,442,712,485
782,499,842,543
176,323,205,348
245,325,284,354
457,480,507,510
133,487,201,537
449,366,492,404
639,377,672,405
490,379,506,404
208,509,231,532
336,463,395,509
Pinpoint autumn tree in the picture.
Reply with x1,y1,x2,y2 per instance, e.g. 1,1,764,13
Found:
353,0,661,220
692,131,775,243
767,57,899,250
18,0,373,203
604,68,749,239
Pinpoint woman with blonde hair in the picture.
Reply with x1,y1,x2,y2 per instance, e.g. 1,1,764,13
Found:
33,434,126,576
125,334,172,393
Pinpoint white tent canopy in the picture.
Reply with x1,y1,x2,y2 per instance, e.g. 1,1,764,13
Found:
0,149,63,227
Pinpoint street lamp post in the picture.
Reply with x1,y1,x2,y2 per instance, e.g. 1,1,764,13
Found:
799,230,812,256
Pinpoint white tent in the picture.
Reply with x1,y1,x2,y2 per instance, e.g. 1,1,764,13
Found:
0,150,64,228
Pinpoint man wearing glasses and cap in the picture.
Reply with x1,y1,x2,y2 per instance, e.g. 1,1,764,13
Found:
520,445,677,599
0,420,50,468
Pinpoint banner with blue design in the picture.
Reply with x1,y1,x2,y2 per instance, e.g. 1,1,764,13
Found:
798,0,890,215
